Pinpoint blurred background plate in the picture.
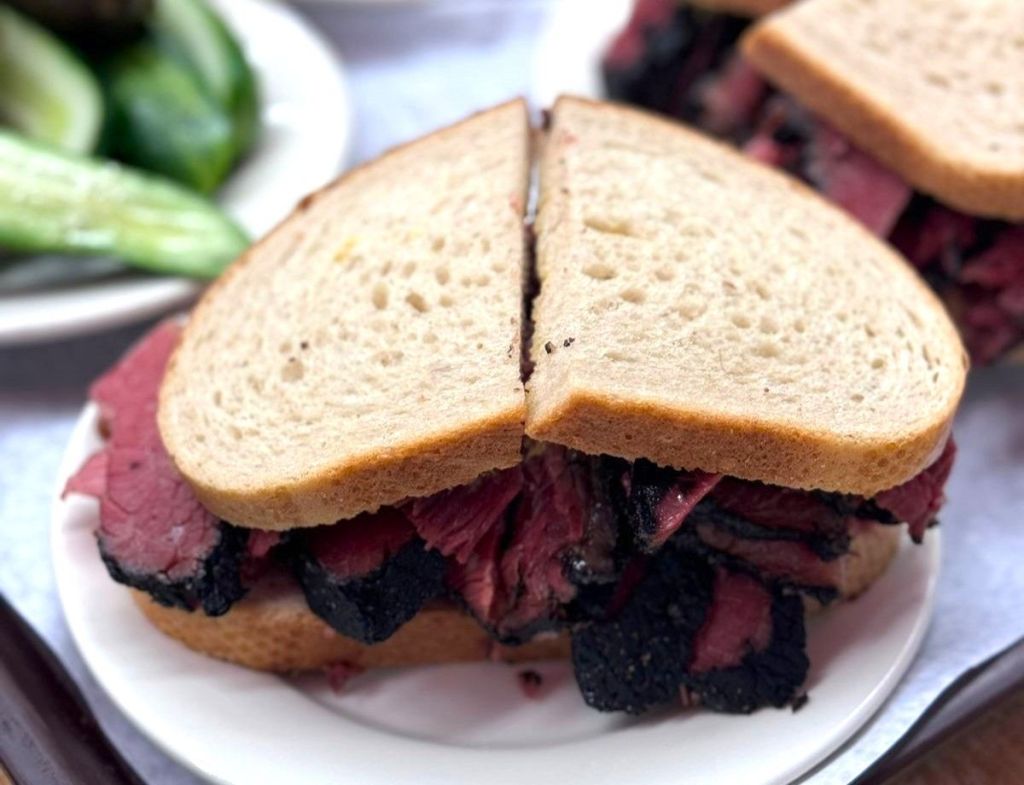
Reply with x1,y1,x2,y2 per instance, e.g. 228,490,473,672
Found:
0,0,351,346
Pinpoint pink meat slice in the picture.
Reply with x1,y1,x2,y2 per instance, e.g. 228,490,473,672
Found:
806,123,912,237
304,508,416,579
62,321,225,578
63,450,108,498
696,524,839,588
690,568,773,674
404,467,523,563
698,55,768,136
651,471,721,548
710,479,838,535
875,440,956,543
603,0,677,69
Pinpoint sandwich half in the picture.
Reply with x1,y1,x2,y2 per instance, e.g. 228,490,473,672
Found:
737,0,1024,364
65,97,966,717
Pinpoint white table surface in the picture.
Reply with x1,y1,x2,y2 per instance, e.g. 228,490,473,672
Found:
1,3,1022,784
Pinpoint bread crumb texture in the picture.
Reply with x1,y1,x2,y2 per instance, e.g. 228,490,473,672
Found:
743,0,1024,219
527,97,965,496
159,101,530,528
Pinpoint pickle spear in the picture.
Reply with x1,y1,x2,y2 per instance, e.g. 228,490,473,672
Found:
0,5,103,154
0,130,247,278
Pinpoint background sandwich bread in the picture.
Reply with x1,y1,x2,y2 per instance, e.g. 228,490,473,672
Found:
527,97,966,497
742,0,1024,221
159,100,532,529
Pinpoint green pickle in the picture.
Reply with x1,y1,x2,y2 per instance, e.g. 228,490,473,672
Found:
0,130,247,278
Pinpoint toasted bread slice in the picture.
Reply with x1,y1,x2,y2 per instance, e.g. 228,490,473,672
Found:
134,525,899,672
690,0,788,18
528,97,965,497
742,0,1024,221
160,101,531,530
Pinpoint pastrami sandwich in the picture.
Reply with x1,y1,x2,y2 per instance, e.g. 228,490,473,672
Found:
735,0,1024,365
65,97,966,716
603,0,790,141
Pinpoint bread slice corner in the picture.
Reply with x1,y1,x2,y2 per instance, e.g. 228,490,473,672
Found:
159,100,532,529
741,0,1024,221
528,96,965,496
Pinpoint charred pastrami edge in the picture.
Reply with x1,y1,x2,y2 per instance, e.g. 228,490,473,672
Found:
681,568,809,714
100,523,249,616
293,518,446,645
571,546,715,714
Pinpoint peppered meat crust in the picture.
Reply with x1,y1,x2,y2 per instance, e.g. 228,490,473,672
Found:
681,583,809,713
571,546,715,714
294,537,445,644
100,522,249,616
690,499,851,561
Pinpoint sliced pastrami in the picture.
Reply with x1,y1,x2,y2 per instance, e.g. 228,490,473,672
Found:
91,319,181,445
571,545,714,714
689,500,848,562
704,482,853,560
562,456,632,622
956,229,1024,365
487,447,593,641
959,228,1024,291
693,524,839,603
293,508,444,644
446,518,505,629
627,459,720,552
572,547,809,715
603,1,755,137
96,442,249,615
241,530,284,584
742,95,814,171
713,478,848,536
697,54,769,139
682,567,808,713
443,446,610,643
602,0,678,72
404,466,523,562
689,568,772,674
874,440,956,543
64,451,108,498
64,321,250,616
891,203,977,272
804,122,912,237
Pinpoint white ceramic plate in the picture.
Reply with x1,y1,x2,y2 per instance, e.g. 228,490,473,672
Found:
0,0,351,346
531,0,632,107
53,403,940,785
